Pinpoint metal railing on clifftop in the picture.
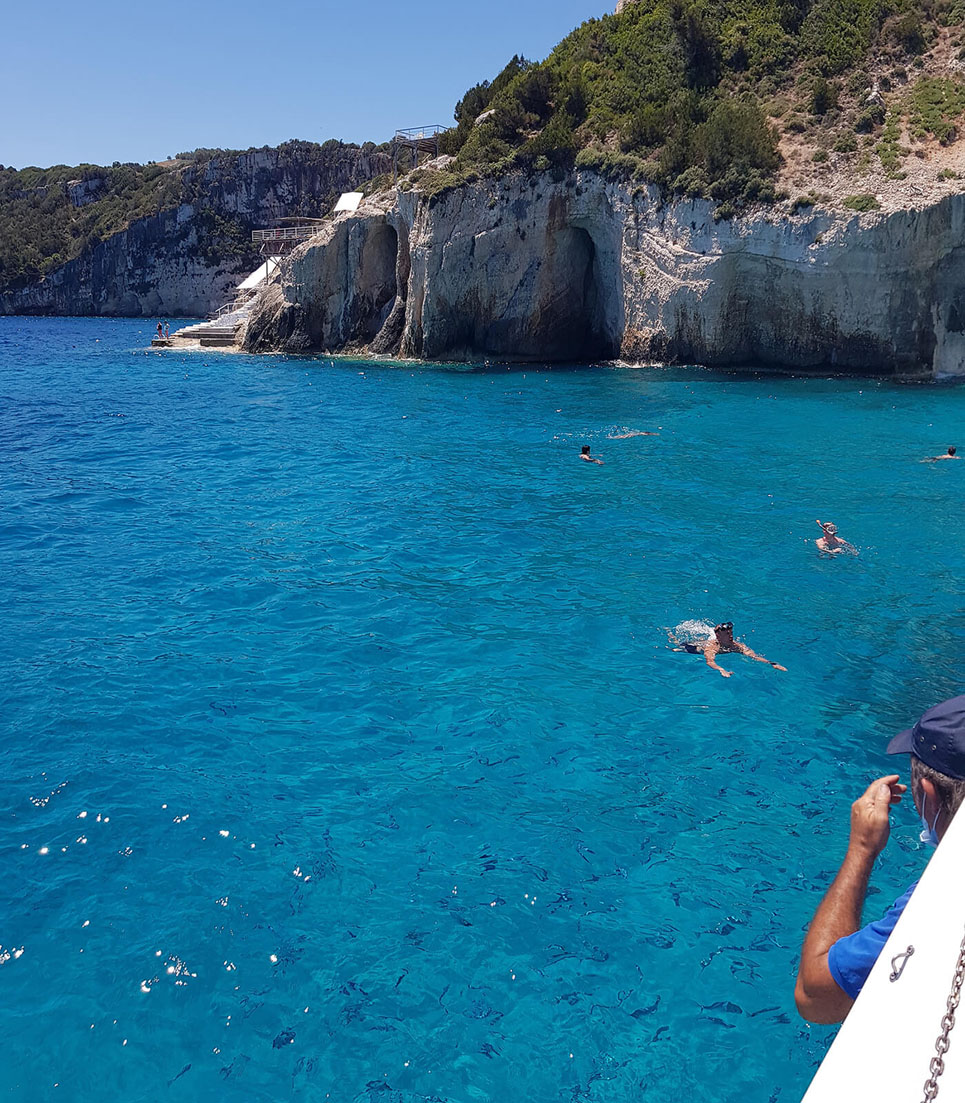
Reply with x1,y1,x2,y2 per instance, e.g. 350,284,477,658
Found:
251,225,324,244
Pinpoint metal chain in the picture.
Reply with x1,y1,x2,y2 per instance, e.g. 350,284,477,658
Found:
921,923,965,1102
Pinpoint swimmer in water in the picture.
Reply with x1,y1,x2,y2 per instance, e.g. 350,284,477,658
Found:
580,445,603,465
608,429,659,439
675,622,787,679
815,519,856,555
924,446,959,461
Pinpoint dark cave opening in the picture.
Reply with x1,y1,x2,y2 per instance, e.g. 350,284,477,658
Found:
356,223,399,342
531,225,619,361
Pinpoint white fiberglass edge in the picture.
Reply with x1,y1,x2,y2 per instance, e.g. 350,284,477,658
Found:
802,805,965,1101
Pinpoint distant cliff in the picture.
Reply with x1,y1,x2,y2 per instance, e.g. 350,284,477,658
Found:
236,0,965,376
0,143,390,317
242,167,965,377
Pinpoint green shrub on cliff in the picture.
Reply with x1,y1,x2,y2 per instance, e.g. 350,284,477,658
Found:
843,192,881,210
809,76,839,114
437,0,962,206
908,76,965,143
440,56,535,157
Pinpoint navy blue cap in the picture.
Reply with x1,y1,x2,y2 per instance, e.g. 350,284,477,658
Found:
887,695,965,780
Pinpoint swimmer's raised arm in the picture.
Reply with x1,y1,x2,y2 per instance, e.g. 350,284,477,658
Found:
735,642,787,671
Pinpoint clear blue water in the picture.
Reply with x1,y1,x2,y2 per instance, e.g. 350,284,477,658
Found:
2,316,964,1102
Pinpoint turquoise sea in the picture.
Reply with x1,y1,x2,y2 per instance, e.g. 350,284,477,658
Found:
2,316,964,1102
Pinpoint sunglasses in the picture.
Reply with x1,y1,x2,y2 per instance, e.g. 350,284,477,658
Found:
715,622,734,632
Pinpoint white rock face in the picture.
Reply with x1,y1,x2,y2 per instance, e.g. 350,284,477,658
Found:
243,170,965,377
66,178,106,207
0,144,391,318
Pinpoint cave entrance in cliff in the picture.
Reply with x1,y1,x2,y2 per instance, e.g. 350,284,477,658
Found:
358,223,399,341
545,226,619,361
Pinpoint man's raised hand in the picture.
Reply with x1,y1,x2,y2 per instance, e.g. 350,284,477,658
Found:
849,775,907,860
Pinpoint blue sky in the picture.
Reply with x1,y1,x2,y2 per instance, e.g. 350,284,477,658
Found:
4,0,608,169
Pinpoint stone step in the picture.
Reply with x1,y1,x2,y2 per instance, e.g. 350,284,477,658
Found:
178,325,239,339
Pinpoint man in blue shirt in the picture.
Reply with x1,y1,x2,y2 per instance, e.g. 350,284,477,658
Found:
795,695,965,1024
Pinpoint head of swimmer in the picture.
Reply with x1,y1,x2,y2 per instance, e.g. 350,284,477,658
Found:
714,621,734,643
581,445,591,456
821,521,838,537
949,446,957,456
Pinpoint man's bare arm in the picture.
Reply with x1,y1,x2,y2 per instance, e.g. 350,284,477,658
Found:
795,776,906,1024
702,643,731,677
735,643,787,670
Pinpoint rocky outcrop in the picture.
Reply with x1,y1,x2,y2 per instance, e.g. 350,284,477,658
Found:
66,178,107,207
244,197,403,352
3,206,247,317
176,145,389,225
242,168,965,377
0,143,391,317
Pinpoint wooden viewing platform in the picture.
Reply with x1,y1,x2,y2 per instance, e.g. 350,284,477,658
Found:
393,125,449,178
251,223,326,255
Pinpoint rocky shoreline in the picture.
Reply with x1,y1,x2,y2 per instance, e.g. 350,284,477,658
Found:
238,166,965,379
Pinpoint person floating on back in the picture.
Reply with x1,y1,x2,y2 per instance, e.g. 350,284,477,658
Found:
674,621,787,679
580,445,603,465
924,445,959,461
815,519,856,555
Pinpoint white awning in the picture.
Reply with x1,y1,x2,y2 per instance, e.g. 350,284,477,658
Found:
238,257,279,291
334,191,363,213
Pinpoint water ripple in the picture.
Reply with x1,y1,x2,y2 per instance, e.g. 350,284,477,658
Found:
1,318,964,1100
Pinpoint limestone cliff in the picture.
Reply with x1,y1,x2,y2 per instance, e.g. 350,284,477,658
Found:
3,206,246,318
0,144,390,317
242,168,965,377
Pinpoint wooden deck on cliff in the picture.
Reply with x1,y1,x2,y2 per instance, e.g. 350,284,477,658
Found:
251,222,326,256
392,125,448,178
